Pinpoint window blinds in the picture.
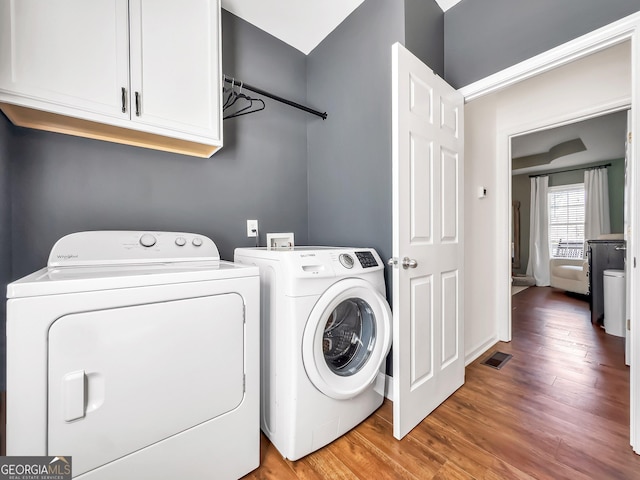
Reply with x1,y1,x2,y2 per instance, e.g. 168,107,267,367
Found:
548,183,585,258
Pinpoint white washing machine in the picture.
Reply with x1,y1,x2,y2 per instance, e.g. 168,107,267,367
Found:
7,231,260,480
234,246,392,461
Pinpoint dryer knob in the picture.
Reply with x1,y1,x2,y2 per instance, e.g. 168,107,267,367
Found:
139,233,157,248
192,237,203,247
175,237,187,247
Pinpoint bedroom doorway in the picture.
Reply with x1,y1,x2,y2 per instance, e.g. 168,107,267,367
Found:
510,109,629,303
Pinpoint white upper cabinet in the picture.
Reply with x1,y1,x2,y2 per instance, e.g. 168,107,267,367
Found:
0,0,130,118
0,0,222,157
129,0,220,139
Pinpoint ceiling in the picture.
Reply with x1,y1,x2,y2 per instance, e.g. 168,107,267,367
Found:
511,110,629,176
221,0,365,55
221,0,462,55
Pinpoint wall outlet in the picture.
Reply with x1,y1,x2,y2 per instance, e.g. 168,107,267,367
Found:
247,219,258,237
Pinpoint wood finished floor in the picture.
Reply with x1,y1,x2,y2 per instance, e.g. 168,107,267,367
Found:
243,287,640,479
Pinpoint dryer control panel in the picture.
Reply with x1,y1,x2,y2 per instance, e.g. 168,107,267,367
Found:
48,231,220,267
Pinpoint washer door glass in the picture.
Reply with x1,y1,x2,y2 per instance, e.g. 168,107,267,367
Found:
323,298,376,377
302,278,392,400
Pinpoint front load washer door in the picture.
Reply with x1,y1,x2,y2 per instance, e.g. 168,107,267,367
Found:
302,278,392,400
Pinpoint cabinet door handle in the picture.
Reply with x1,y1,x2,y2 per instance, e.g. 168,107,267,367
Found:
135,91,141,117
121,87,127,113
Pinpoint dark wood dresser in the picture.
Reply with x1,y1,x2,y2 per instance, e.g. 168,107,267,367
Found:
587,239,626,324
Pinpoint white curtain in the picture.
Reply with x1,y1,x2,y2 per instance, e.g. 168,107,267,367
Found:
526,176,550,286
584,168,611,240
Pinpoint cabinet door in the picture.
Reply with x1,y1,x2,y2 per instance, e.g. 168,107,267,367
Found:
0,0,130,118
129,0,221,141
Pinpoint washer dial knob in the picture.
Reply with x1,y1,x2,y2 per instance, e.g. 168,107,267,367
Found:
192,237,203,247
175,237,186,247
339,253,355,269
139,233,157,248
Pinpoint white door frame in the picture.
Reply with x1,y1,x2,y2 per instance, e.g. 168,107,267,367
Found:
459,11,640,451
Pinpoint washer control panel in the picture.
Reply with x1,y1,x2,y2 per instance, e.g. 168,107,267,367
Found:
355,251,379,268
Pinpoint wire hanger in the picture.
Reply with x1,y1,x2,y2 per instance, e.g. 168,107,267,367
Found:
222,77,266,120
224,97,265,119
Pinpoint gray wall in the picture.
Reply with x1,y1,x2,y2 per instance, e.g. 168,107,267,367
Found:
306,0,444,278
0,114,10,390
306,0,403,277
9,11,309,279
444,0,640,88
512,159,625,274
405,0,444,75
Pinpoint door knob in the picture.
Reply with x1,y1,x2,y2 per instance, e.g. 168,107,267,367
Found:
402,257,418,269
387,257,398,267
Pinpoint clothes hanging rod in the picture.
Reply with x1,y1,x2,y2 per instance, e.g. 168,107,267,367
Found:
223,76,327,120
528,163,611,178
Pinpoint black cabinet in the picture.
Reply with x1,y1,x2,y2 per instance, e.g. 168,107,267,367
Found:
587,239,626,324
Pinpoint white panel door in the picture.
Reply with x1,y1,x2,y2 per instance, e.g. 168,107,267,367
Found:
391,42,465,440
48,294,244,476
129,0,221,140
0,0,129,118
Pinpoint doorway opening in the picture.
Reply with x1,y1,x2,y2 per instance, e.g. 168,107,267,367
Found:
510,109,628,290
460,11,640,452
501,47,633,449
509,108,630,363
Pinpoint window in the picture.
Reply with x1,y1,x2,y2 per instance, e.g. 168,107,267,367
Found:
548,183,585,258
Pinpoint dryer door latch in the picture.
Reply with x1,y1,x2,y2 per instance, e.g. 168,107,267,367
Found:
63,370,86,422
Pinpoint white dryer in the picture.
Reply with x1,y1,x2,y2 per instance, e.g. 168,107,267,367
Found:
234,246,392,460
7,231,260,480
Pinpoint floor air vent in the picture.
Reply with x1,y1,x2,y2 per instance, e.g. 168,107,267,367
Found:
481,351,512,370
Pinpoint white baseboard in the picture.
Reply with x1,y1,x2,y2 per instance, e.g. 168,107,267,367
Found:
383,373,394,401
465,336,499,366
